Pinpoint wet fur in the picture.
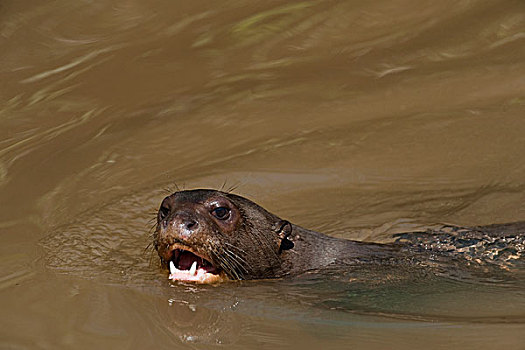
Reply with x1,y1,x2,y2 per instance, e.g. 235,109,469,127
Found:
154,189,525,280
154,189,395,280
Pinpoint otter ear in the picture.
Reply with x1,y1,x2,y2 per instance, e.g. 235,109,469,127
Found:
275,220,294,254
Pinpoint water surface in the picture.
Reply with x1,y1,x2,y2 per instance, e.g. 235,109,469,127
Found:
1,1,525,349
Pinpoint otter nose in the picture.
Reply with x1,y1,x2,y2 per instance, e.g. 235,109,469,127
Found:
170,213,199,239
184,219,197,230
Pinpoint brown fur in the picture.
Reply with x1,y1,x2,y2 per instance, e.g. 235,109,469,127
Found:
154,189,394,280
154,189,525,280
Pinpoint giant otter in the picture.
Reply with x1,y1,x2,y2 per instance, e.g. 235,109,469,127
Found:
153,189,525,283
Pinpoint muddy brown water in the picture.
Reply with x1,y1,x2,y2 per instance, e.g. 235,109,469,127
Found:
2,1,525,349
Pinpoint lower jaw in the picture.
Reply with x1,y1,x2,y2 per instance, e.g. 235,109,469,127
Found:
169,271,227,284
168,263,228,284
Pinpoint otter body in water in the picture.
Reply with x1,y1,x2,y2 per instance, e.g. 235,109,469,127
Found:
154,189,525,283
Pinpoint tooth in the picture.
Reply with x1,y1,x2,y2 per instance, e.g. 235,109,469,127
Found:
190,261,197,276
170,261,176,274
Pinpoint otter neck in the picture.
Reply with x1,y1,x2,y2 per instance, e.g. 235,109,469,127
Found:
275,224,398,277
275,225,345,276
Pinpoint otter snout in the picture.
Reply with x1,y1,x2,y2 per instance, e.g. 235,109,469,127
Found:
169,211,199,239
158,210,201,240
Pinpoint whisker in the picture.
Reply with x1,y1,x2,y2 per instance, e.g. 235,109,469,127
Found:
223,249,249,272
143,242,158,259
223,242,247,254
148,248,161,267
226,181,242,193
223,259,241,279
223,248,247,265
223,250,247,268
210,246,244,280
213,251,240,279
222,246,248,265
223,249,248,277
147,216,157,224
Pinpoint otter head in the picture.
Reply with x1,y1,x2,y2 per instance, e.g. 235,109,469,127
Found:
154,189,293,283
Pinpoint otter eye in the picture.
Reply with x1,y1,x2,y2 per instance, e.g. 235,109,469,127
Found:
211,207,230,220
158,205,170,221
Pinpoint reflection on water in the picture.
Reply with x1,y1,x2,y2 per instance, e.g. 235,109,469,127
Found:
2,0,525,348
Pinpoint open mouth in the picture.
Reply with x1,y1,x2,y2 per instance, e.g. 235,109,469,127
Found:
167,245,225,283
